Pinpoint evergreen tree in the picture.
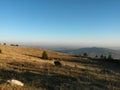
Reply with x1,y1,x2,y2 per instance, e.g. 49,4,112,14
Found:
79,54,82,57
95,55,98,58
107,54,113,60
83,52,88,57
0,49,2,54
104,56,107,60
41,51,48,59
100,54,104,59
3,43,6,45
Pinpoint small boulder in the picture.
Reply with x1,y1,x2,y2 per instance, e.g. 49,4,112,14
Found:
54,60,62,67
7,79,24,86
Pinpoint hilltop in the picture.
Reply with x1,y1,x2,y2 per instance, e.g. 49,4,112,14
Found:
0,45,71,60
0,45,120,90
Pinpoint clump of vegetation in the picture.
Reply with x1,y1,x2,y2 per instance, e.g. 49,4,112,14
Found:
54,60,62,67
10,44,19,46
83,52,88,57
100,54,107,60
100,54,113,60
16,44,19,46
41,51,49,60
95,55,98,58
100,55,104,59
0,49,2,54
107,54,113,60
100,54,104,59
3,43,6,45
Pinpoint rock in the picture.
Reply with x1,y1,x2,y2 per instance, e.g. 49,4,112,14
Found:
54,60,62,67
7,79,24,86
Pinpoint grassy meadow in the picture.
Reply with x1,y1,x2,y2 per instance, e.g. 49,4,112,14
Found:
0,45,120,90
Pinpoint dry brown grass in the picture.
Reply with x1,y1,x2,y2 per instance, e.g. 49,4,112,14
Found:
0,45,120,90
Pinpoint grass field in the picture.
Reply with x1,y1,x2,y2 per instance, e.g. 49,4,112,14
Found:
0,45,120,90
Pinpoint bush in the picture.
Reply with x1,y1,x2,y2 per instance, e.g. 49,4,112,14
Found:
100,54,104,59
0,49,2,53
107,54,113,60
83,52,88,57
54,61,62,67
41,51,48,60
16,44,19,46
3,43,6,45
10,44,19,46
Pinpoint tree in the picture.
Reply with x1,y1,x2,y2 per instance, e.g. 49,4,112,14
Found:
16,44,19,46
100,54,104,59
104,56,107,60
95,55,98,58
107,54,113,60
79,54,82,57
54,60,62,67
83,52,88,57
3,43,6,45
0,50,1,53
41,51,48,59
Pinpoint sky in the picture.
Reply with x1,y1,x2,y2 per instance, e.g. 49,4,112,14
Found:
0,0,120,48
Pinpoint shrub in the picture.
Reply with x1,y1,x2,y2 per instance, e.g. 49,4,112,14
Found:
10,44,14,46
54,61,62,67
83,52,88,57
104,56,107,60
3,43,6,45
0,49,2,54
41,51,48,60
100,54,104,59
10,44,19,46
107,54,113,60
16,44,19,46
95,55,98,58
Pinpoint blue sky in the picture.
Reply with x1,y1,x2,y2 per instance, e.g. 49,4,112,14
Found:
0,0,120,48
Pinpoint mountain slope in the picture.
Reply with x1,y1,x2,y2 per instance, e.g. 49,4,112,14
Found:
57,47,120,59
0,45,71,61
0,45,120,90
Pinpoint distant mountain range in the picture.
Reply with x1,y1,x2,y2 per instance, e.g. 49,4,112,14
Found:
56,47,120,59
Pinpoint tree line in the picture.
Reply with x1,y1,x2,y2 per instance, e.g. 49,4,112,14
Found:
74,52,114,60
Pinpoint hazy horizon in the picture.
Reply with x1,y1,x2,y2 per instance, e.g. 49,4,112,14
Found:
1,41,120,51
0,0,120,48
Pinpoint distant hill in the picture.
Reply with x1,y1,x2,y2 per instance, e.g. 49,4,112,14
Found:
57,47,120,59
